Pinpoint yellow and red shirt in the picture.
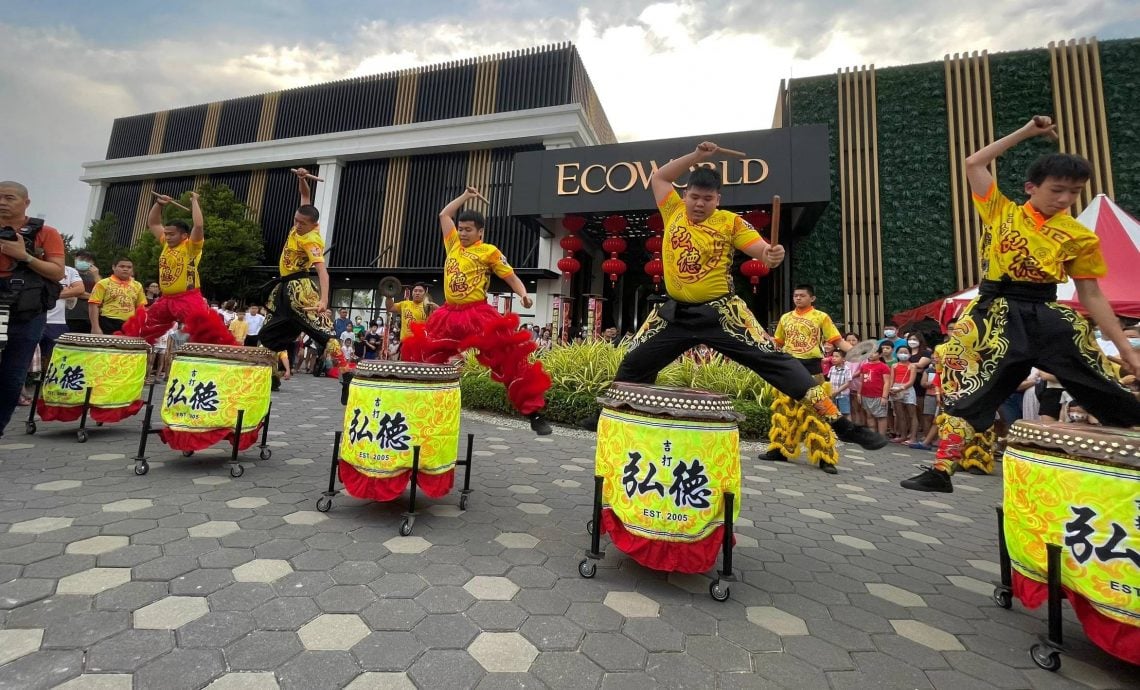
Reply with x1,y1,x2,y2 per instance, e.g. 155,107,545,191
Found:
442,230,514,305
773,307,841,359
280,226,324,275
972,183,1106,283
159,238,204,295
392,299,428,340
89,276,147,320
658,190,763,303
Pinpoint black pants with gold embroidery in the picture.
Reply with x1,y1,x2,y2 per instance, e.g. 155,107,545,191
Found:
616,295,822,402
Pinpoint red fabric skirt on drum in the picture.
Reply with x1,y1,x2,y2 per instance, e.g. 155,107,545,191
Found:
159,424,264,453
600,508,733,574
37,400,143,424
1013,571,1140,665
337,460,453,502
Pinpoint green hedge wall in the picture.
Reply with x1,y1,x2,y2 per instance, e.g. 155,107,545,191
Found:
788,75,844,319
875,65,956,317
1100,39,1140,217
989,50,1056,202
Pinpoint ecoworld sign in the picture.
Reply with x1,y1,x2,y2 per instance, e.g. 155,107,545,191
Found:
510,125,829,216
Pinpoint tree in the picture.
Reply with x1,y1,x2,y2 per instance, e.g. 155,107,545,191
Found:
82,213,124,275
130,184,265,302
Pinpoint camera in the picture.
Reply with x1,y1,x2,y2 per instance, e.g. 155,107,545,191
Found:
0,226,17,241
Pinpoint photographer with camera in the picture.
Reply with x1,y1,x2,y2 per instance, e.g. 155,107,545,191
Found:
0,181,65,439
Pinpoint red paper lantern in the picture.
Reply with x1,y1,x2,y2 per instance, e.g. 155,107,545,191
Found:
740,259,770,293
602,215,628,234
644,235,662,254
562,215,587,232
601,237,627,255
644,258,664,288
601,258,627,285
559,234,583,253
743,210,771,229
647,213,664,232
557,256,581,275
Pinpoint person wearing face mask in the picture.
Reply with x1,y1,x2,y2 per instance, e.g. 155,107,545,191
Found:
66,249,101,334
888,346,919,444
878,326,906,353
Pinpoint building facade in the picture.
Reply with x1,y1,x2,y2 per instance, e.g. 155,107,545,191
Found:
780,37,1140,336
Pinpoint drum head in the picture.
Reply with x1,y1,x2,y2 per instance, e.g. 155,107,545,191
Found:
354,360,460,382
56,333,149,351
176,343,276,366
599,382,743,421
1009,420,1140,467
845,339,880,362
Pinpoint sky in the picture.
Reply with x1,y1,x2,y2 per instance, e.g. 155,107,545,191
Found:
3,0,1138,240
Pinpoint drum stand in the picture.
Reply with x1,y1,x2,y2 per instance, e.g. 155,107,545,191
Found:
578,475,738,601
315,432,476,537
992,507,1065,672
132,402,273,479
25,381,152,443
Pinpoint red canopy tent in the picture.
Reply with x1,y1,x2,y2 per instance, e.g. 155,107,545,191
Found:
893,194,1140,329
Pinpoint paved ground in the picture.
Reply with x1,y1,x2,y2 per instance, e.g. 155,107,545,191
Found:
1,374,1138,690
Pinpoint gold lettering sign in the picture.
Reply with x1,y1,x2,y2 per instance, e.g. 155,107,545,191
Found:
555,158,768,195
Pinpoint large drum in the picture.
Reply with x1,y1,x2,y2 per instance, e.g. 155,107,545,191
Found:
1003,420,1140,665
159,344,275,452
338,360,461,501
39,333,149,423
595,382,743,574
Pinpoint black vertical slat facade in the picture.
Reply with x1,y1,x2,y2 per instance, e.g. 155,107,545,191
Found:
333,159,390,267
153,176,196,199
400,152,469,268
105,113,156,159
208,171,252,206
273,75,398,140
260,164,319,267
161,104,208,153
486,145,543,268
414,61,476,123
215,95,263,147
101,182,143,246
495,45,572,113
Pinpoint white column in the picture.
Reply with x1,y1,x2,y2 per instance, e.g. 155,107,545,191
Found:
81,182,107,242
313,158,345,251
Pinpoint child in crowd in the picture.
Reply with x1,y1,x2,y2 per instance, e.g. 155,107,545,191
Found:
859,346,893,435
890,345,919,443
912,350,941,449
827,349,853,419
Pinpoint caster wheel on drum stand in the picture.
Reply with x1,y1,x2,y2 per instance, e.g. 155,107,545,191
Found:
96,422,104,427
76,429,88,443
316,496,333,513
459,494,469,511
182,451,194,457
992,587,1012,609
399,518,414,536
709,580,730,602
133,462,149,476
229,464,245,478
25,421,37,435
578,559,596,578
259,448,272,461
1030,644,1061,672
586,520,595,536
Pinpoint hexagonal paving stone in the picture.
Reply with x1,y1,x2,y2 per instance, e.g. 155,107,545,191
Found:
66,535,130,555
0,627,43,665
467,632,538,673
134,595,210,629
890,619,965,651
866,583,927,607
34,480,82,491
426,504,463,517
882,514,919,527
204,672,280,689
103,499,153,513
283,511,327,526
284,458,313,465
495,533,539,549
345,673,415,689
602,591,659,618
516,504,552,515
507,485,538,494
233,559,294,583
463,576,519,601
10,516,74,533
188,521,241,538
746,606,808,636
946,575,991,596
383,536,432,554
799,508,834,520
226,497,270,509
298,613,370,650
833,535,876,550
55,674,133,689
408,649,485,688
56,567,132,595
193,476,231,486
898,530,942,545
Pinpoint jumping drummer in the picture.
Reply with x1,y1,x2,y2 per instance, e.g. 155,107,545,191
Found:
385,282,434,360
582,141,887,454
901,115,1140,493
763,283,855,475
120,192,235,346
401,186,553,436
257,168,335,356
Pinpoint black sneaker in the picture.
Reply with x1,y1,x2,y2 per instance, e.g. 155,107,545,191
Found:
966,466,989,476
577,411,600,431
762,448,789,462
900,466,953,493
831,418,889,450
529,413,553,436
819,462,838,475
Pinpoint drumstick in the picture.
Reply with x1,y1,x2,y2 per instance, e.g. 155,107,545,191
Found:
716,147,747,158
470,190,490,204
291,169,325,182
150,192,190,212
770,195,781,246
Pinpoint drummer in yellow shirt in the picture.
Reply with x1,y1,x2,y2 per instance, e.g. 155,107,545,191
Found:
88,257,147,335
402,186,552,435
385,282,434,358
